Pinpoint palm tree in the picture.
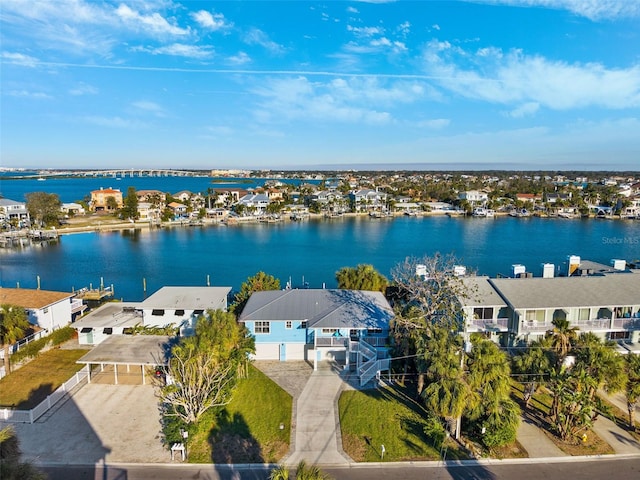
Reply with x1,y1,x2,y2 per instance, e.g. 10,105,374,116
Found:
0,304,30,374
624,353,640,430
546,317,579,366
512,338,552,409
574,333,626,402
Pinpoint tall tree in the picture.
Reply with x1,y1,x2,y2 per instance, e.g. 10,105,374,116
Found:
160,309,254,425
624,353,640,430
574,333,626,402
231,271,280,313
25,192,61,227
335,264,388,292
0,304,29,374
546,317,579,366
121,186,139,220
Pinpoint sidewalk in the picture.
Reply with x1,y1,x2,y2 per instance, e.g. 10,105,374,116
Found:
516,413,565,457
592,415,640,454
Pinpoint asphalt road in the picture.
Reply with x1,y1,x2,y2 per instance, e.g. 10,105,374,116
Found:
41,457,640,480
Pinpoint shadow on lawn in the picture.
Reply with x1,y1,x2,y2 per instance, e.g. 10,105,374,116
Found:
15,382,54,409
208,409,263,464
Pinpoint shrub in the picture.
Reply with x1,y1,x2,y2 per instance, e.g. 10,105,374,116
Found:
10,326,75,364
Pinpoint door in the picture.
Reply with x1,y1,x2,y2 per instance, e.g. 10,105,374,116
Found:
279,343,286,361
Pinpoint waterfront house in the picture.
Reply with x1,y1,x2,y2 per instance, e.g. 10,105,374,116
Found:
458,264,640,349
239,289,394,383
90,187,123,212
238,193,270,215
60,202,86,216
349,189,388,213
0,288,86,332
0,198,30,226
458,190,488,205
167,201,188,218
73,286,231,345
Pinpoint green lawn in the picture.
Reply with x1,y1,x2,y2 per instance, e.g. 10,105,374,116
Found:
0,349,88,409
187,364,292,463
338,385,443,462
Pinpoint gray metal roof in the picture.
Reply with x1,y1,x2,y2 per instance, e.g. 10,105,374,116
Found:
459,277,507,308
72,302,143,329
490,273,640,309
76,335,173,366
141,286,230,309
239,289,394,329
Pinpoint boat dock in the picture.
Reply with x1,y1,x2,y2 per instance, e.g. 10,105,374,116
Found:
0,229,59,248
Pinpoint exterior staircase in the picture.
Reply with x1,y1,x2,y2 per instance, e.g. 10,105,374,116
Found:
351,339,390,387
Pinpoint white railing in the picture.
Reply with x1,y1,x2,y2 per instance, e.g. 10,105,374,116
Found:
0,329,48,359
0,365,90,423
315,337,348,347
470,318,509,330
70,299,86,314
352,339,376,361
362,336,388,347
612,318,640,330
359,358,391,387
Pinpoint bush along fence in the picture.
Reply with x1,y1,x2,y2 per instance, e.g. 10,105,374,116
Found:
0,365,90,424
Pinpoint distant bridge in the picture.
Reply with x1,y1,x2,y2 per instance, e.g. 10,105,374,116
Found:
29,169,209,179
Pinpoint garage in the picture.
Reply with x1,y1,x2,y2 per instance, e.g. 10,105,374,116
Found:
254,342,279,360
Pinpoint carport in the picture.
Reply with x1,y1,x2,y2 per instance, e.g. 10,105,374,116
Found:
76,335,173,385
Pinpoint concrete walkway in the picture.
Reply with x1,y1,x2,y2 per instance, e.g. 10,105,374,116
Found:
283,361,352,466
592,415,640,454
516,413,565,457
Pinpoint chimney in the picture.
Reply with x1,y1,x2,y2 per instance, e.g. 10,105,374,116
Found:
541,263,555,278
567,255,580,276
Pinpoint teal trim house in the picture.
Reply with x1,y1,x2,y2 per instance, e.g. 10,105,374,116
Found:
239,289,393,374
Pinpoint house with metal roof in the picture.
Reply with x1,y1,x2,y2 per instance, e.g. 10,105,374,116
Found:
238,289,394,383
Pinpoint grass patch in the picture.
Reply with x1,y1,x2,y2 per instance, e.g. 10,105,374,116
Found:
339,384,443,462
0,349,87,408
186,364,292,464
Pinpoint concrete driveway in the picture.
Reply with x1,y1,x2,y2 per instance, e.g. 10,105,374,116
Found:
3,383,171,464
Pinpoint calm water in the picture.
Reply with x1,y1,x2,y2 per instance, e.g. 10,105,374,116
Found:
1,216,638,301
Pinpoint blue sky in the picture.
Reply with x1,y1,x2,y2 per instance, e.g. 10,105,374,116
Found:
1,0,640,171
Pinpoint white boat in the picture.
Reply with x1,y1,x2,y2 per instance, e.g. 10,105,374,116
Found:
473,207,494,217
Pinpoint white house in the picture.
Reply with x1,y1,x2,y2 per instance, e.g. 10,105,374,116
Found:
0,198,30,225
458,190,489,204
72,286,232,345
0,288,86,332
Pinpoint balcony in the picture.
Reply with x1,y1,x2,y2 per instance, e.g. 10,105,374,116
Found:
573,318,612,331
470,318,509,332
612,318,640,330
70,299,86,314
315,337,348,347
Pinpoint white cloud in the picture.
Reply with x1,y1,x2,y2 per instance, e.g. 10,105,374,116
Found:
474,0,640,21
506,102,540,118
421,40,640,110
396,21,411,36
243,28,285,54
6,89,52,99
347,7,359,14
417,118,451,129
227,51,251,65
83,115,147,129
432,24,441,31
250,76,434,126
1,52,39,67
191,10,232,31
115,4,189,36
136,43,214,59
131,100,165,117
347,25,385,37
69,83,98,96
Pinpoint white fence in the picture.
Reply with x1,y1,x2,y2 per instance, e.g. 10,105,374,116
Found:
0,365,90,424
0,329,49,360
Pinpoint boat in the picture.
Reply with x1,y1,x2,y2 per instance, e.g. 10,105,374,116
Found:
509,208,531,218
473,207,494,217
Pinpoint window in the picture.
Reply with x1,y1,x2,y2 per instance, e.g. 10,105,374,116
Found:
80,327,92,333
473,307,493,320
193,309,204,315
175,310,185,316
524,310,545,322
103,328,113,334
609,331,630,340
322,328,339,335
578,308,590,321
285,321,292,329
300,321,307,329
255,321,270,334
151,309,165,316
367,328,383,335
43,307,49,314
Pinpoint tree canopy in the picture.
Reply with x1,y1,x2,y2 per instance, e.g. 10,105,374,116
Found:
121,186,139,220
160,309,254,425
231,271,281,313
0,304,29,374
25,191,61,227
335,264,388,292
